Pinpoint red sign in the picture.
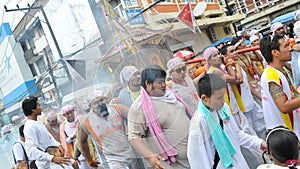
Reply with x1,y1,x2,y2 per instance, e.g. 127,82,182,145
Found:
177,2,196,33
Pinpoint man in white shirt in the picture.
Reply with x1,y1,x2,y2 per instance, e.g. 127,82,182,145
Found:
259,35,300,138
60,104,90,169
167,57,200,112
22,96,70,168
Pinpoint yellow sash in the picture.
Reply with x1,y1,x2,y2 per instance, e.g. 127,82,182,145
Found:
266,68,293,130
68,143,75,157
224,87,234,114
231,84,246,113
258,61,264,73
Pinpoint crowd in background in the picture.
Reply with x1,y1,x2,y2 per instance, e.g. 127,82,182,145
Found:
3,9,300,169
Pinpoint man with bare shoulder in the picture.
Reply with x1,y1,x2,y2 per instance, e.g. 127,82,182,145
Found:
260,35,300,138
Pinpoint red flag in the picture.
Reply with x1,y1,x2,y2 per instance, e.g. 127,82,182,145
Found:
177,2,196,33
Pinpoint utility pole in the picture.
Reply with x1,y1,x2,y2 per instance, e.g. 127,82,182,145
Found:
5,5,71,105
43,48,62,106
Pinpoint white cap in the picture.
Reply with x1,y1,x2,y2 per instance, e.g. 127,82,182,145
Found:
295,10,300,21
46,111,57,121
271,22,284,34
294,21,300,37
119,66,139,84
250,35,259,44
12,115,20,122
249,29,258,37
61,105,74,115
167,57,184,72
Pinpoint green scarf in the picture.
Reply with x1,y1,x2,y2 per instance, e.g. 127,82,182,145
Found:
198,101,236,168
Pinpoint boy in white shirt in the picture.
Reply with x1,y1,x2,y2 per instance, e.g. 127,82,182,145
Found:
188,74,267,169
12,125,30,168
45,146,77,169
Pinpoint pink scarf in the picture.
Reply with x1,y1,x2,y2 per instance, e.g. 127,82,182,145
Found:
140,88,194,165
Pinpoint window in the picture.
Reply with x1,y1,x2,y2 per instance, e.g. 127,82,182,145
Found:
181,0,195,3
218,0,225,6
237,0,247,13
29,64,38,77
208,28,217,41
255,0,261,6
224,27,232,35
204,0,214,3
154,0,172,3
36,57,47,74
230,4,238,14
242,8,247,13
114,3,126,18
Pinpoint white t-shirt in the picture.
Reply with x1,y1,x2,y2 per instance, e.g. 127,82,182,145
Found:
83,106,135,168
24,119,60,168
12,140,27,164
261,66,300,138
63,120,77,143
227,84,240,114
50,158,75,169
239,69,256,112
170,76,199,112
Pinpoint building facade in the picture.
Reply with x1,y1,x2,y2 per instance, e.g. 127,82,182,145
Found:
233,0,300,34
0,23,38,125
113,0,245,53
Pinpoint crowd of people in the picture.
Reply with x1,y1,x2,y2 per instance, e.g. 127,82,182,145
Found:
7,11,300,169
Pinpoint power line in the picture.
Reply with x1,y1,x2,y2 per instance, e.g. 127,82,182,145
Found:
4,0,14,5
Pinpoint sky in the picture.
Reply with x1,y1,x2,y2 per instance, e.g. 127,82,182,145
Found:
0,0,35,30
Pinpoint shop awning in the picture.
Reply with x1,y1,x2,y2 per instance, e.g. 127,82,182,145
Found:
271,10,300,24
211,37,232,47
202,37,232,51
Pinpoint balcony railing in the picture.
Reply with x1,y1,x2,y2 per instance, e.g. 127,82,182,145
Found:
114,3,126,18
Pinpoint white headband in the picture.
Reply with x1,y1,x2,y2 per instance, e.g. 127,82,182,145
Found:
234,39,243,49
266,127,290,143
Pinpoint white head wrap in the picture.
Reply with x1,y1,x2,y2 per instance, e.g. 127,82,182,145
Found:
12,115,20,122
167,57,184,72
61,105,74,114
250,35,259,44
120,66,139,84
294,21,300,37
249,29,258,37
46,111,57,121
271,22,284,35
294,10,300,21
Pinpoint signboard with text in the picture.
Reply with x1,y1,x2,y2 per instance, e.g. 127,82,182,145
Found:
125,9,145,25
121,0,138,8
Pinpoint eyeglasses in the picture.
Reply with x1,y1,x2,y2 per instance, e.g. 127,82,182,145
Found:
173,66,186,73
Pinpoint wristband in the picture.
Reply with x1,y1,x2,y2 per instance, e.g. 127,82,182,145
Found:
88,160,94,166
225,63,232,69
